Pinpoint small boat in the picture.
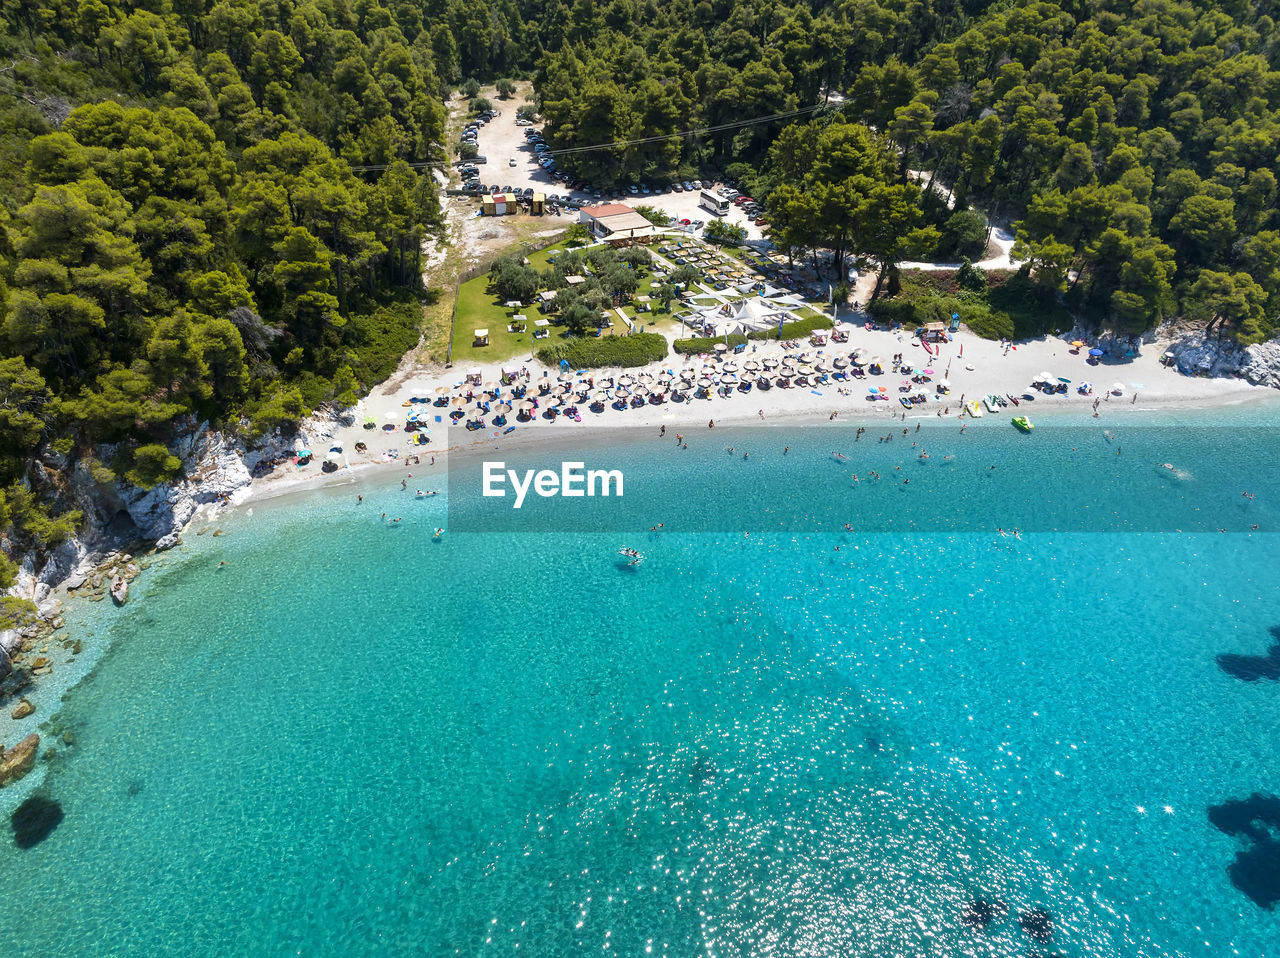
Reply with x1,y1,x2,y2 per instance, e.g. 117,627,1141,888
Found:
984,395,1001,413
110,575,128,605
1012,416,1034,432
967,400,984,417
432,528,444,540
1006,393,1020,406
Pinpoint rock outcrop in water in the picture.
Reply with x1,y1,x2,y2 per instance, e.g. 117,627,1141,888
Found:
0,734,40,787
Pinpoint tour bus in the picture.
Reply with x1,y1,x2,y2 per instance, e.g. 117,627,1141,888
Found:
699,189,730,216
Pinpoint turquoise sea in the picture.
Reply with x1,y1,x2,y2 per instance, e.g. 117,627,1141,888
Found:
2,406,1280,956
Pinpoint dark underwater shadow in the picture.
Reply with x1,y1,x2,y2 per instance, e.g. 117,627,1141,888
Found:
12,794,65,849
1216,625,1280,681
1208,792,1280,910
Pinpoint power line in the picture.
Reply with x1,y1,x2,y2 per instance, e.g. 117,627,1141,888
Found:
547,102,831,156
347,101,834,173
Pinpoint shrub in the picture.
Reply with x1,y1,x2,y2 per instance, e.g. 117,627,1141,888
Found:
673,333,748,355
469,96,492,114
125,443,183,490
747,316,833,340
536,332,667,368
495,79,516,99
460,78,481,98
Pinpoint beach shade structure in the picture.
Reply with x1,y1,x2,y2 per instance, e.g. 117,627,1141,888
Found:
384,410,402,421
517,400,536,412
451,396,468,408
870,356,884,366
833,357,848,368
1057,377,1071,383
698,378,714,388
1036,371,1053,384
363,415,376,426
296,449,313,458
878,386,887,393
763,358,780,369
744,360,761,371
1089,348,1104,356
1110,382,1125,394
494,403,513,415
714,343,728,352
923,368,935,375
544,398,561,410
618,375,634,386
938,378,951,389
867,387,879,394
680,369,696,380
435,386,450,396
633,385,650,397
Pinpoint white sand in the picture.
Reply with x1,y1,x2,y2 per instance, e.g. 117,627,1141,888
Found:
244,323,1273,504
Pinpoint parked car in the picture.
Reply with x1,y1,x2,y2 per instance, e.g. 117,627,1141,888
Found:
691,219,704,229
627,185,639,194
692,179,702,189
678,217,691,225
671,183,683,192
682,181,693,191
754,217,767,226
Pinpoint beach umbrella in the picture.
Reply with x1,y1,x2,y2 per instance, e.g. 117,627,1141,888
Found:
833,357,848,368
483,381,500,391
1057,377,1071,383
923,368,935,375
867,387,879,394
680,369,695,380
363,415,376,425
435,386,450,396
494,403,513,415
744,360,760,371
870,356,884,366
296,449,313,457
1110,382,1125,393
618,375,634,386
384,410,401,420
763,358,779,369
1036,371,1053,383
1089,348,1104,356
698,378,714,388
722,361,738,372
878,386,887,393
1071,340,1086,348
517,400,536,411
544,398,561,409
938,379,951,388
714,343,728,352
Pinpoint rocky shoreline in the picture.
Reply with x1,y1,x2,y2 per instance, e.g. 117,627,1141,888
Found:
0,404,356,790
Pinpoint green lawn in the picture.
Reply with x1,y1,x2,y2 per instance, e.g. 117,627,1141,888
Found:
449,238,668,364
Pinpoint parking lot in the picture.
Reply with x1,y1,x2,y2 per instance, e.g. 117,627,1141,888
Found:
455,106,768,242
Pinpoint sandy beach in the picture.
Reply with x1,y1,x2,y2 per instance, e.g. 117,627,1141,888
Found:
239,320,1274,507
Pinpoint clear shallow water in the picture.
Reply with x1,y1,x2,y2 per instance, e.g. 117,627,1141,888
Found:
2,411,1280,956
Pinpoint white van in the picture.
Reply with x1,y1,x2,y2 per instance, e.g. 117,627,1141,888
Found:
509,157,516,166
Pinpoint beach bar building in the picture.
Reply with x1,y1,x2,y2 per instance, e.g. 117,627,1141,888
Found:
579,203,659,245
